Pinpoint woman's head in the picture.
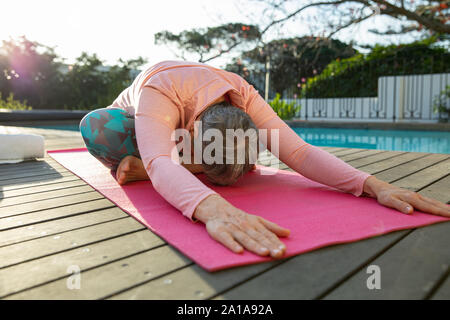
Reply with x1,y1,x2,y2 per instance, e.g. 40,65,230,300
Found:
199,102,259,186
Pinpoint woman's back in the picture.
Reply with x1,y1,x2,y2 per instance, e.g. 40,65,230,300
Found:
109,60,252,131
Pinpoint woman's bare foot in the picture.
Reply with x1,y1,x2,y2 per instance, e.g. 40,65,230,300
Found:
116,155,149,185
116,155,205,185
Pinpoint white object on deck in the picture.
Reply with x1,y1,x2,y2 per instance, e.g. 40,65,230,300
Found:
0,134,45,164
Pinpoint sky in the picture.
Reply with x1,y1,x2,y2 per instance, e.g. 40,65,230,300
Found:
0,0,415,70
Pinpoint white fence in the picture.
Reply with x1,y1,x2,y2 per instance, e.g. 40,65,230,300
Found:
284,73,450,122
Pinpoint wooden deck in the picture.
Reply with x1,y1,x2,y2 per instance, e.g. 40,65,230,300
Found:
0,124,449,300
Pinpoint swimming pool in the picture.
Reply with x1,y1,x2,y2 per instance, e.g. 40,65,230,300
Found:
34,124,450,154
291,127,450,154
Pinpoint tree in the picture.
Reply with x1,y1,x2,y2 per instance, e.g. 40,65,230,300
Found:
61,53,106,109
0,36,63,108
62,53,146,110
0,36,146,110
252,0,450,39
154,23,261,63
225,36,356,97
97,57,147,108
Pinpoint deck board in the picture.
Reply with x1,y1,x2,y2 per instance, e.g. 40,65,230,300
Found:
0,191,102,218
323,222,450,299
0,218,145,269
0,185,93,207
0,125,449,300
208,149,450,300
0,207,125,246
431,275,450,299
0,199,116,231
0,180,87,199
210,232,409,300
0,230,164,298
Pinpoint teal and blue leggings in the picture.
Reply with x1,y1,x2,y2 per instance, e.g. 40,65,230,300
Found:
79,108,141,170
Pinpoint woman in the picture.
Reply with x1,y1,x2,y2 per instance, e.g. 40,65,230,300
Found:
80,60,450,259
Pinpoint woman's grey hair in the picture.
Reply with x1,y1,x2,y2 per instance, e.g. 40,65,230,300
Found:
200,102,259,186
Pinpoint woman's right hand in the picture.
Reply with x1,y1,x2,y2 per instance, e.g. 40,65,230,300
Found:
193,194,290,258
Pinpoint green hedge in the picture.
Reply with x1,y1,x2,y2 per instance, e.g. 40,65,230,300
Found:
269,93,301,120
0,92,31,110
303,37,450,98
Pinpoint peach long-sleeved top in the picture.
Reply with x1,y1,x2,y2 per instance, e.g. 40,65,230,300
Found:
110,60,372,221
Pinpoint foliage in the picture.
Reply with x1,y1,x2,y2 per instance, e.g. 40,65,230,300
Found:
303,36,450,98
0,92,31,110
253,0,450,40
0,36,146,110
155,23,261,62
0,36,63,108
60,53,146,110
268,93,300,120
225,36,356,98
433,85,450,122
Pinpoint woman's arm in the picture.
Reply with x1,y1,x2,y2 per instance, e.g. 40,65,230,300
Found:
136,87,217,220
246,90,371,196
245,87,450,217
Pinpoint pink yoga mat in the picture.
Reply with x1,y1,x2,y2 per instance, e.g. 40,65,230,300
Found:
48,148,449,272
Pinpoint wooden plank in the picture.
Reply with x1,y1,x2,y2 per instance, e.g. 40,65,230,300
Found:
0,230,164,298
0,191,103,219
0,217,145,268
0,179,86,199
0,164,66,178
345,151,406,168
204,151,449,300
0,174,80,192
356,152,428,175
319,147,347,153
323,222,450,299
110,261,283,300
419,175,450,204
0,185,93,207
331,148,368,157
392,159,450,191
338,149,386,162
430,274,450,300
0,198,115,231
327,148,355,155
0,171,74,188
211,232,407,300
0,159,66,176
0,207,125,246
374,154,448,183
5,246,190,300
0,160,61,174
0,167,68,181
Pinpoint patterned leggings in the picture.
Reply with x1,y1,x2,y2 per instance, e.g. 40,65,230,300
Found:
79,107,141,170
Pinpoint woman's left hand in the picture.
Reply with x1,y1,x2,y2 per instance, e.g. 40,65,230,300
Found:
363,176,450,217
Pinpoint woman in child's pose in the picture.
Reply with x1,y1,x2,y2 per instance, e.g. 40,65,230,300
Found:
80,60,450,258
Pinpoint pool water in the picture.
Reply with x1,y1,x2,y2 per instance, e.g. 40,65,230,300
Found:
291,127,450,154
35,124,450,154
